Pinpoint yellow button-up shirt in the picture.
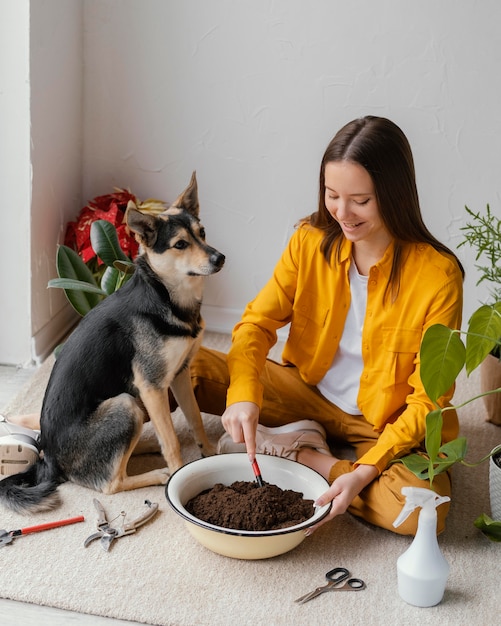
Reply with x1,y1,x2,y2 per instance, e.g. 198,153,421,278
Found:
227,224,463,472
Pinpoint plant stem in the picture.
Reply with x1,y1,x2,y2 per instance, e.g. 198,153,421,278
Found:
441,386,501,414
461,444,501,468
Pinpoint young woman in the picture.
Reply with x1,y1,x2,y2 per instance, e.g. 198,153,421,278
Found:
190,116,464,535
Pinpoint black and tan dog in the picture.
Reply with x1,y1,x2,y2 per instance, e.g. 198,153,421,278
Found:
0,172,225,513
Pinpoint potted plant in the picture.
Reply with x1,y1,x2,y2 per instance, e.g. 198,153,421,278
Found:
48,189,167,316
458,204,501,425
394,300,501,541
48,218,136,316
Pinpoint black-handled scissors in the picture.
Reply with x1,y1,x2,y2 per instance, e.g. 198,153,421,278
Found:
295,567,366,604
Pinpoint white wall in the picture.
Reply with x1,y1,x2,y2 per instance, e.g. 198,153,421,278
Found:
2,0,500,365
30,0,84,361
82,0,501,333
0,1,31,365
0,0,83,366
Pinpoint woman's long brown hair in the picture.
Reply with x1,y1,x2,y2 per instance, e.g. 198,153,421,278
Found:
306,116,464,301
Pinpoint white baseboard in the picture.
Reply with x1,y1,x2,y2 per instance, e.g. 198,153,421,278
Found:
202,304,289,342
201,304,241,335
31,305,79,364
31,304,287,365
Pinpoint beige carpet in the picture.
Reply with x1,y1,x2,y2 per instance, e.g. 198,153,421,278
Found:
0,332,499,626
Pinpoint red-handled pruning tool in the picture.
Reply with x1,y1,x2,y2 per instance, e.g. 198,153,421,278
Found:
0,515,85,547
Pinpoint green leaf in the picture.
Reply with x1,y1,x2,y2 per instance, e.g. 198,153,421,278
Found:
53,245,103,316
473,513,501,542
420,324,466,402
391,453,431,481
100,266,122,295
392,436,467,485
425,409,443,464
432,437,468,474
48,278,107,295
466,303,501,374
114,259,136,275
53,343,65,359
90,220,130,267
56,245,97,283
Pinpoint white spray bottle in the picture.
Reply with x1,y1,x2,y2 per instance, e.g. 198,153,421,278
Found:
392,486,450,607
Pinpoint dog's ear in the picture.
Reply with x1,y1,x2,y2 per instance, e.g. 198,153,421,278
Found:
126,203,158,248
171,171,199,217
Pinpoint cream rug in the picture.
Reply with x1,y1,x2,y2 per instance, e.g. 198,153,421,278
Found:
0,332,499,626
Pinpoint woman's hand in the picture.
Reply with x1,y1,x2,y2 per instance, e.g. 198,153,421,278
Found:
221,401,260,460
305,464,378,535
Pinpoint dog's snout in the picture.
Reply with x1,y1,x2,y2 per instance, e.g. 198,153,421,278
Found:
211,251,225,270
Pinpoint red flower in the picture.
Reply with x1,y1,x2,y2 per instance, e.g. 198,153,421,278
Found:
65,189,139,264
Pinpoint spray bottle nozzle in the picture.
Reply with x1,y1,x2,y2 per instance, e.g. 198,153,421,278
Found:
392,486,451,528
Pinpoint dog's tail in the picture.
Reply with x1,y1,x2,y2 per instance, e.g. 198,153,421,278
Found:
0,460,61,513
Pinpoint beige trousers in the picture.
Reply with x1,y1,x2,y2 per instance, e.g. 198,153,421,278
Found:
188,347,452,536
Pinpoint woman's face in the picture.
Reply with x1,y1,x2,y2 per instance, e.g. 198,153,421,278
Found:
324,160,391,249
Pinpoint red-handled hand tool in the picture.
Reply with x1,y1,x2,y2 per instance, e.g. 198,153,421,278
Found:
251,457,265,487
0,515,85,547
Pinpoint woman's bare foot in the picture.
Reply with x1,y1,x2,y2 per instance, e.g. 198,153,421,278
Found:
296,447,339,481
1,413,40,430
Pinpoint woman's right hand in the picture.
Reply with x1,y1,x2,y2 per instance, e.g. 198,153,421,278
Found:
221,401,260,461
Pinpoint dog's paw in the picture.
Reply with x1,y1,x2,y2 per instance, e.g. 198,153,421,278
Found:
156,467,171,484
199,442,216,458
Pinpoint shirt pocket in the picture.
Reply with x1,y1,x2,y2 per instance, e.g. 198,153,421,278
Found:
289,292,330,358
382,327,421,390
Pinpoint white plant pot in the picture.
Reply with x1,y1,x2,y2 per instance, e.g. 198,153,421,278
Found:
489,447,501,520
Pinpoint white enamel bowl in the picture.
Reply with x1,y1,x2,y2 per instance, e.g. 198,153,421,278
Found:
165,453,331,560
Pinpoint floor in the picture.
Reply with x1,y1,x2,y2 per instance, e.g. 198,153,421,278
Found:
0,364,39,412
0,364,145,626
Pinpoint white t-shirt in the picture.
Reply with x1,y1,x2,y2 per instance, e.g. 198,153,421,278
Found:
317,261,367,415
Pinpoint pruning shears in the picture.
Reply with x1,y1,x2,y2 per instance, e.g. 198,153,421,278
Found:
84,498,158,551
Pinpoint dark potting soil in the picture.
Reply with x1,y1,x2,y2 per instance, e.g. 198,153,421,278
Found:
185,480,315,531
494,450,501,469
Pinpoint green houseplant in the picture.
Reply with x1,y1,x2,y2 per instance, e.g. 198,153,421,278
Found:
459,204,501,306
395,202,501,541
459,205,501,426
48,189,167,316
394,301,501,540
48,219,136,316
